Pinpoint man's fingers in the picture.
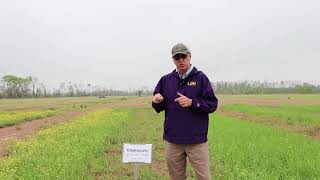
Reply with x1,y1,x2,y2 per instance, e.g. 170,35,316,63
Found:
175,94,191,107
175,96,189,102
180,102,188,107
153,93,164,103
180,100,189,106
178,98,187,103
175,97,191,107
177,92,185,97
156,93,163,97
155,94,164,100
176,100,188,107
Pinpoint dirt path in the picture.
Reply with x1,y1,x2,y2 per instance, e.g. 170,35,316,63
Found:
218,109,320,139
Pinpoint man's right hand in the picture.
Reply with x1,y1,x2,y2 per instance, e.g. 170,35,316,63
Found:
152,93,164,104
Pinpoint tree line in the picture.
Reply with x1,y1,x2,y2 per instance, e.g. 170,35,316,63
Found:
214,80,320,94
0,75,152,98
1,75,319,98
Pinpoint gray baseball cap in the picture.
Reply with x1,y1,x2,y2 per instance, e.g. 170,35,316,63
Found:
171,43,190,57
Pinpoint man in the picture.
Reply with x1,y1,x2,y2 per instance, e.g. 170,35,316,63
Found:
152,43,218,180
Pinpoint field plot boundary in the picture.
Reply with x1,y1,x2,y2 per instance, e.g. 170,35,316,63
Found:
218,109,320,139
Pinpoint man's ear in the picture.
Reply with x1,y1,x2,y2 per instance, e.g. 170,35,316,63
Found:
188,52,191,58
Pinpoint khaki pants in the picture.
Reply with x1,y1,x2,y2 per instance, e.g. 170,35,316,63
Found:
165,141,211,180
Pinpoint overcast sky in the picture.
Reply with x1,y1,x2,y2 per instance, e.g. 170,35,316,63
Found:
0,0,319,90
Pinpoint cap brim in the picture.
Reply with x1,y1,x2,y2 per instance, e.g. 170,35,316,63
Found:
172,51,188,58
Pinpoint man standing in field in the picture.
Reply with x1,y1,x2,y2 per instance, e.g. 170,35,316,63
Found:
152,43,218,180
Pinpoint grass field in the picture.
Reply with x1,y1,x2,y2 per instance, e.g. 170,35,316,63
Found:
210,114,320,179
0,95,320,179
221,104,320,125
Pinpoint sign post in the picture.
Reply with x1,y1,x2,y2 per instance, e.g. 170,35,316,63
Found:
134,163,140,180
122,143,152,180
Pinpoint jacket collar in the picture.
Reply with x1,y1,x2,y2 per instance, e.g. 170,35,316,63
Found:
176,65,194,79
172,67,199,79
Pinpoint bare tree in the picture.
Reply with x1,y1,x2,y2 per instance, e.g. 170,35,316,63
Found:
0,81,4,98
38,83,47,97
53,88,61,97
67,81,74,97
59,82,66,95
29,76,38,97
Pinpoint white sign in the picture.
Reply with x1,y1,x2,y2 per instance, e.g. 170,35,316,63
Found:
122,143,152,164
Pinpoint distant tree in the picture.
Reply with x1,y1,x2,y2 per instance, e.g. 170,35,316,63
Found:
29,76,38,97
2,75,31,98
74,83,86,96
38,83,47,97
137,90,143,96
53,88,61,97
87,83,92,96
0,82,4,98
67,81,74,96
59,82,66,95
20,76,31,97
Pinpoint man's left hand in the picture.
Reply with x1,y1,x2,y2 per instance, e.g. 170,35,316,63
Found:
174,92,192,107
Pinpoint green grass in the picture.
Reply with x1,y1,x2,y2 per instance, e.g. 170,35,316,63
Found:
86,108,167,180
0,96,133,111
0,110,57,128
0,96,148,128
209,114,320,179
221,104,320,125
0,108,167,179
218,94,320,100
1,105,320,179
0,109,129,179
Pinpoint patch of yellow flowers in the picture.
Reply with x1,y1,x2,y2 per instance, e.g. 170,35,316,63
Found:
0,110,56,127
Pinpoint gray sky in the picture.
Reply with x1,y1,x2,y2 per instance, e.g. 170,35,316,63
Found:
1,0,319,90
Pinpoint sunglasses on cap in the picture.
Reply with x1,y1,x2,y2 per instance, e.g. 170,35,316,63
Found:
173,53,187,60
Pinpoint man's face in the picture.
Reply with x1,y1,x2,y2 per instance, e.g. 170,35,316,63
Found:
173,53,191,73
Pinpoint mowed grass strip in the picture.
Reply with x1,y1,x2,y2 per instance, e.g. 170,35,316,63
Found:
209,114,320,179
0,109,128,179
0,110,56,128
221,104,320,125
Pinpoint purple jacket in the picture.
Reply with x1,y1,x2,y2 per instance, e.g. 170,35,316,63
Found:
152,67,218,144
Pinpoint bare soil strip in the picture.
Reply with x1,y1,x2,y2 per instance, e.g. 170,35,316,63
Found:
218,109,320,139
